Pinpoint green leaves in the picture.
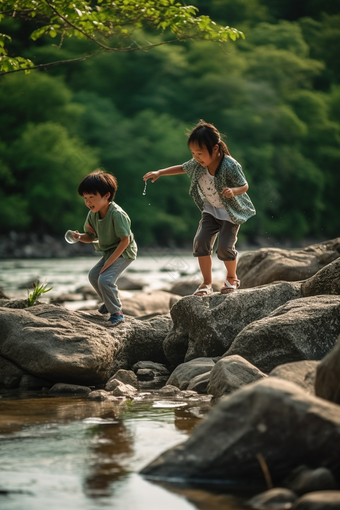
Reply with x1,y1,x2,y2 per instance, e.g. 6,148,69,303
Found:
26,282,53,307
0,0,243,74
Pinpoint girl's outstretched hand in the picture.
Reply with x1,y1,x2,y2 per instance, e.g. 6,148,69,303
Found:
143,171,160,183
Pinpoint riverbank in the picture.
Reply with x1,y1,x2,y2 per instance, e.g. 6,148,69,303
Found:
1,240,340,510
0,232,323,259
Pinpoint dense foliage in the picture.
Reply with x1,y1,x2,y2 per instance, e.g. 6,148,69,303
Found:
0,0,243,73
0,0,339,246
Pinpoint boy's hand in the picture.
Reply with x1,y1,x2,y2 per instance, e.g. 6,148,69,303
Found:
99,263,110,275
143,171,160,183
222,187,235,198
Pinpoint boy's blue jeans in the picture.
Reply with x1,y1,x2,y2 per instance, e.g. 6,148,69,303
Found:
88,256,133,315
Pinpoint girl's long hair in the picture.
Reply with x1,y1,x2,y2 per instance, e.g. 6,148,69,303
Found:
187,120,230,156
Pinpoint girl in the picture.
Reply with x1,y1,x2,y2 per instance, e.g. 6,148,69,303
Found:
143,120,255,296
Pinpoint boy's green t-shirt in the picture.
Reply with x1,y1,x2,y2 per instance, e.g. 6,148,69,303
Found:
84,202,137,260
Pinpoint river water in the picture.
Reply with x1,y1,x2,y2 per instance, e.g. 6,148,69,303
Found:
0,252,228,301
0,256,249,510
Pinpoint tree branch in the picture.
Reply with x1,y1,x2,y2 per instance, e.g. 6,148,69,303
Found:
44,0,114,51
0,37,194,76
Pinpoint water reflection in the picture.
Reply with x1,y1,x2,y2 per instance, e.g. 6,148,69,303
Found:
83,419,134,498
0,394,248,510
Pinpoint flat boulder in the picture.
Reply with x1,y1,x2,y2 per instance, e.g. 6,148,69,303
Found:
0,303,172,387
0,304,118,386
237,238,340,288
141,378,340,486
163,282,301,367
226,295,340,373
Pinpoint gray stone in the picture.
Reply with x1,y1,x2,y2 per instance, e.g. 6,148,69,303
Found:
238,238,340,288
157,385,181,396
103,313,172,374
0,304,118,386
0,304,172,386
302,257,340,297
315,335,340,404
0,356,25,388
207,355,267,398
167,358,215,390
269,360,319,394
291,491,340,509
106,369,139,389
136,368,154,381
187,372,211,394
49,383,92,394
88,390,112,401
132,361,170,376
285,466,337,496
226,296,340,373
246,488,297,509
141,378,340,485
110,381,137,398
163,282,302,367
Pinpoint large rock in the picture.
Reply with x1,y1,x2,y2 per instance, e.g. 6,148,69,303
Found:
0,356,25,388
237,238,340,288
141,378,340,486
269,360,319,394
163,282,302,367
207,355,267,398
0,304,118,386
302,257,340,297
226,295,340,373
0,303,172,387
315,335,340,405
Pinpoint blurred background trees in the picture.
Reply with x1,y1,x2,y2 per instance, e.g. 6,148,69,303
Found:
0,0,339,247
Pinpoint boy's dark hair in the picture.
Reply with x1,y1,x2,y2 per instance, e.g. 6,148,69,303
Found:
78,170,118,202
187,120,231,156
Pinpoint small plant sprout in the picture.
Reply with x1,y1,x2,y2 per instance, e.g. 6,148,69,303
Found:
26,281,52,307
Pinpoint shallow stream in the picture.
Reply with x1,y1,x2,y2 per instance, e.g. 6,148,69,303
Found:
0,256,249,509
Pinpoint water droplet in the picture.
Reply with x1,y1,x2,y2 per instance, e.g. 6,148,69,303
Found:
142,180,148,196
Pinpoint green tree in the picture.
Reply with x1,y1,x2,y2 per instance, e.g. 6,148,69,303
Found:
0,0,243,74
5,121,98,233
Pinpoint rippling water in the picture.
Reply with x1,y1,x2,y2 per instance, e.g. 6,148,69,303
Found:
0,254,228,301
0,257,249,510
0,394,247,510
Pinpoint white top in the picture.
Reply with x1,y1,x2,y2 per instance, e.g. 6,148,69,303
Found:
199,169,234,222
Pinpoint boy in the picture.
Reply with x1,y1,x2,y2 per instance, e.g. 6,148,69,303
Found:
76,170,137,325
